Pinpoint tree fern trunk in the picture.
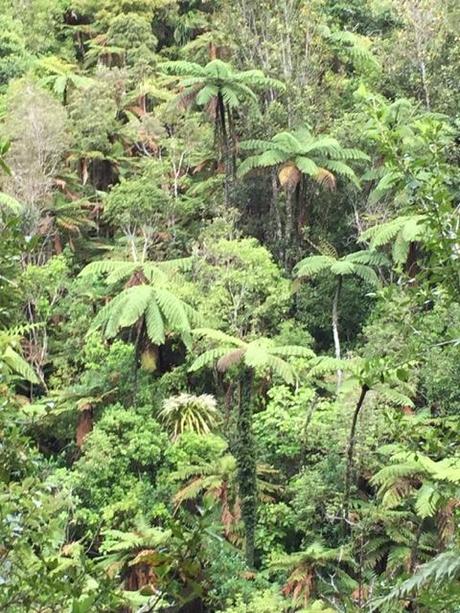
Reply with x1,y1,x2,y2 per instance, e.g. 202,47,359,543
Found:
343,384,369,524
284,190,295,267
332,276,343,389
270,169,282,254
217,92,231,206
236,367,257,568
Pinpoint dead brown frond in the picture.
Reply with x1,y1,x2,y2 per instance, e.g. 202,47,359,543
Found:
217,348,246,372
278,163,301,190
315,167,336,190
437,499,460,547
282,565,315,607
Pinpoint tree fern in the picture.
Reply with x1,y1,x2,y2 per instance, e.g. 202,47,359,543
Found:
294,247,385,387
294,255,336,278
90,285,194,347
360,215,426,266
238,127,367,191
190,328,313,566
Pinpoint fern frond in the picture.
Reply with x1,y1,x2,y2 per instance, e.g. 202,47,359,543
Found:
375,385,414,407
415,483,441,519
269,346,315,359
325,161,360,187
159,60,206,78
309,356,348,376
189,347,231,372
0,192,23,214
192,328,245,347
2,346,39,383
263,354,296,386
370,549,460,610
352,264,380,287
145,300,165,345
79,260,136,282
345,250,388,266
294,255,336,278
155,288,190,332
330,260,357,276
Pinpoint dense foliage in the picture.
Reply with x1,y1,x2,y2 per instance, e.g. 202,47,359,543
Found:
0,1,459,611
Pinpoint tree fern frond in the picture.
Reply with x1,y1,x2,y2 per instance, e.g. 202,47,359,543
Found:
325,161,360,187
269,346,315,359
336,148,370,161
368,171,403,204
145,299,165,345
189,348,231,372
370,549,460,610
375,385,414,407
196,84,219,106
155,288,190,332
330,260,357,276
294,255,336,278
238,139,277,152
345,250,388,267
79,260,135,280
2,346,39,383
309,356,348,376
415,483,440,519
159,60,206,77
192,328,245,347
142,262,168,284
392,233,411,266
352,264,380,287
263,354,296,385
301,136,342,157
294,156,320,177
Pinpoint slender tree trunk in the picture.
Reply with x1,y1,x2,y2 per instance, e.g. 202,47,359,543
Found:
332,276,343,389
284,190,295,267
217,92,231,206
236,367,257,568
270,169,282,247
53,231,63,254
343,384,369,523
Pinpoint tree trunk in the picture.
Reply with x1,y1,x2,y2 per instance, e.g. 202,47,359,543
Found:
284,190,295,267
53,231,63,254
236,367,257,568
343,384,369,523
76,407,93,448
332,276,343,389
217,92,231,206
270,168,282,248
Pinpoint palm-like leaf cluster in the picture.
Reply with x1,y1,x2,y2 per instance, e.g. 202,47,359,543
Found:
158,393,219,440
80,258,197,347
372,451,460,515
172,452,279,539
294,249,387,287
160,59,284,111
271,542,354,607
189,328,314,385
238,127,368,189
360,215,426,266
